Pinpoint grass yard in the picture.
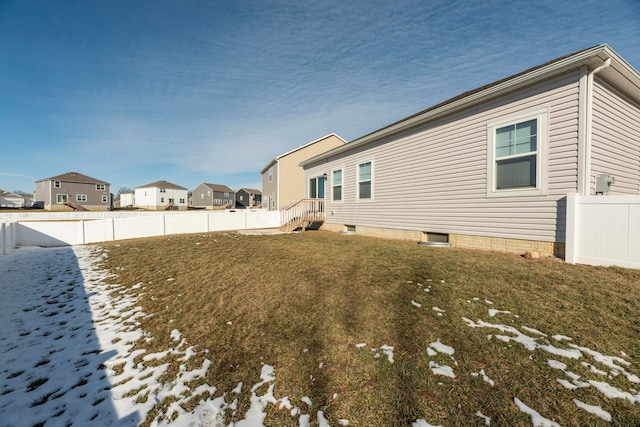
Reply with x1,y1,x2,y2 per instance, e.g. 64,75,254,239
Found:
98,230,640,426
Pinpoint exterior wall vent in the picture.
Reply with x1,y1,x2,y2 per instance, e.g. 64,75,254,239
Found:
340,225,356,235
419,232,450,247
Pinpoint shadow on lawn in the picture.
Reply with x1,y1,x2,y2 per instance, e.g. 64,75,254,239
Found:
0,246,139,426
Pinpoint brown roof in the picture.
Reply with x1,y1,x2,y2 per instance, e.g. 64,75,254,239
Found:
200,183,235,193
136,180,187,190
239,188,261,195
37,171,110,185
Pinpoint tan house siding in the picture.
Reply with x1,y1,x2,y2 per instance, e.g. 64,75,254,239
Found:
261,134,346,210
307,71,582,246
591,77,640,195
279,136,344,207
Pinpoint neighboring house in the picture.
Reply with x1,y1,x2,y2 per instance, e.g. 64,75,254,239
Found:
134,180,188,210
235,188,262,209
118,191,135,208
0,190,33,208
191,183,235,209
34,172,111,211
261,133,347,210
301,44,640,258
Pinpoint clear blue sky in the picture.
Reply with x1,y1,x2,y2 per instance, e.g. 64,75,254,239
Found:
1,0,639,194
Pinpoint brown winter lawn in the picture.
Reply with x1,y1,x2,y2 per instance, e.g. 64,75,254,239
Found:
98,230,640,427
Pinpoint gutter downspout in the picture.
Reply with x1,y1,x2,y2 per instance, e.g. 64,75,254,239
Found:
583,58,611,195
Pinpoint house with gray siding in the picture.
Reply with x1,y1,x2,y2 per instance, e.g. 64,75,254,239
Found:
34,172,111,211
235,188,261,208
300,45,640,258
191,183,235,209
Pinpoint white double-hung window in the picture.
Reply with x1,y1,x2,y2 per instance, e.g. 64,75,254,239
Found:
357,161,373,200
332,169,343,201
487,110,547,197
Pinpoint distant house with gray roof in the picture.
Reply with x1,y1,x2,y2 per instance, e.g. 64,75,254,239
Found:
235,188,261,209
191,183,235,209
34,172,111,211
134,180,188,210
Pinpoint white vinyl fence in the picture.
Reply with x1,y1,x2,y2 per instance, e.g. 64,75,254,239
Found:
0,210,280,253
1,222,17,255
565,193,640,269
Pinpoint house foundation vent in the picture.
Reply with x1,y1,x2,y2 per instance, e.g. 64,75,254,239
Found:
340,225,356,235
418,232,450,247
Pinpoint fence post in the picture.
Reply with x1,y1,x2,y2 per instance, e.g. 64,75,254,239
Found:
565,193,577,264
1,223,5,255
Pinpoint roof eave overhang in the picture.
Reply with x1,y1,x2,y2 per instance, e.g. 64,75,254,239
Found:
260,158,277,175
301,44,640,168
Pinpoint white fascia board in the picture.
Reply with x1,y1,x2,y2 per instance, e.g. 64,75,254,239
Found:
261,133,346,174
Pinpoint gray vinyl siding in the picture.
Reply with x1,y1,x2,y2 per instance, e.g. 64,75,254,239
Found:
306,71,582,243
591,77,640,195
192,184,214,207
262,163,278,210
35,179,110,209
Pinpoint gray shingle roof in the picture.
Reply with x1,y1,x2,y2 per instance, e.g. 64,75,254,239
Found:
200,183,235,193
37,171,110,185
136,180,187,190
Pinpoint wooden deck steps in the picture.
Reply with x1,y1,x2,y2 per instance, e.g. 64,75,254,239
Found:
63,200,88,211
280,198,325,232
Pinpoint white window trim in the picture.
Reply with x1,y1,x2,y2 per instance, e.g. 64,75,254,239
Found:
76,194,88,202
268,167,273,183
331,167,344,203
54,180,61,188
96,184,105,191
486,109,548,198
356,160,374,201
102,195,108,203
56,194,68,204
